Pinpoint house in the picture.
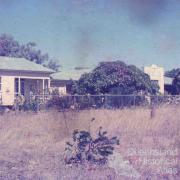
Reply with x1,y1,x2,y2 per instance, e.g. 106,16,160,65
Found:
50,68,91,95
144,64,164,94
0,56,54,106
144,64,175,94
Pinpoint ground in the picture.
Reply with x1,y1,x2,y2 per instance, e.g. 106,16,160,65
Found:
0,106,179,179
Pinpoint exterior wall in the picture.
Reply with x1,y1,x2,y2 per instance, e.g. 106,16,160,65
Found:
50,86,67,95
0,70,51,106
59,86,67,95
1,76,15,105
144,64,164,94
50,80,67,95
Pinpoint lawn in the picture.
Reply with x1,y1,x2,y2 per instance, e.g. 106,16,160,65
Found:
0,106,179,179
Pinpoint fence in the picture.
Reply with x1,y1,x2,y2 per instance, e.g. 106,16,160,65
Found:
45,94,180,110
1,94,179,112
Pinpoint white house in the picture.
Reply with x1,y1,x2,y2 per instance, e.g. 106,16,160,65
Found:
0,56,55,106
144,64,165,94
50,69,91,95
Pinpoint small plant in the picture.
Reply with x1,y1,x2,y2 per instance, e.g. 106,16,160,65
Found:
23,96,42,112
14,94,25,111
64,119,119,165
47,95,73,110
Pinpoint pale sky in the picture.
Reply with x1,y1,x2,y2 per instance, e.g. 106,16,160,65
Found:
0,0,180,71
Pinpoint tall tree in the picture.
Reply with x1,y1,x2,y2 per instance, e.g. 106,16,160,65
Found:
0,34,60,71
165,68,180,78
172,72,180,94
75,61,159,95
0,34,20,57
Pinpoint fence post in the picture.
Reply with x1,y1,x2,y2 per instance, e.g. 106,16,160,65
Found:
157,95,159,107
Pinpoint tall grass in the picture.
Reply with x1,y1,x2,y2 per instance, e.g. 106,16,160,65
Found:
0,106,179,179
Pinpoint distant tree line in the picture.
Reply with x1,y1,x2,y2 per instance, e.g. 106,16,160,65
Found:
0,34,60,71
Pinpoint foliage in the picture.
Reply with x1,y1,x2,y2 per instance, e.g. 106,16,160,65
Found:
165,68,180,78
0,34,60,71
47,92,73,109
14,94,25,106
13,94,25,111
48,59,61,72
22,95,46,112
66,80,77,95
75,61,159,95
65,121,119,165
47,93,106,110
172,72,180,94
23,100,40,112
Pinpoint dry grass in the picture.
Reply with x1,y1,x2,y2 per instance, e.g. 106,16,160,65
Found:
0,106,179,179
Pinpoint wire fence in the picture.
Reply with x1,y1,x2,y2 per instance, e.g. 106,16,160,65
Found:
1,94,180,111
45,94,180,110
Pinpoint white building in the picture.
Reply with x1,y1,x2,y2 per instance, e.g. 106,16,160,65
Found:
50,69,91,95
144,64,164,94
0,56,54,106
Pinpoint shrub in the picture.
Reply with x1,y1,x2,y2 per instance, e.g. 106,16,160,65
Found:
47,95,74,110
64,120,119,165
22,97,43,112
172,72,180,94
14,94,25,111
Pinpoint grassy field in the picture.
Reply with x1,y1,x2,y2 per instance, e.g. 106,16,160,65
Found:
0,106,179,179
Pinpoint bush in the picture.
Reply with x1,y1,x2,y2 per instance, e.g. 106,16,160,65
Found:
47,95,74,110
64,120,119,165
22,96,43,112
172,72,180,94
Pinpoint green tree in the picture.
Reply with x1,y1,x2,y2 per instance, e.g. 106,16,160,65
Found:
75,61,159,95
172,72,180,94
0,34,60,71
165,68,180,78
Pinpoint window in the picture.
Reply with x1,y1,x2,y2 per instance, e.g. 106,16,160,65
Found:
15,78,25,95
15,78,19,95
21,79,25,95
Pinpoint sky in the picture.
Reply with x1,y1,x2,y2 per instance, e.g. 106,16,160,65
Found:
0,0,180,71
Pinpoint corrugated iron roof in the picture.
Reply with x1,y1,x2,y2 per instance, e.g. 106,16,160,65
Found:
51,69,91,80
0,56,55,73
